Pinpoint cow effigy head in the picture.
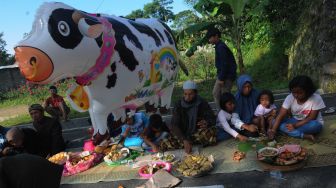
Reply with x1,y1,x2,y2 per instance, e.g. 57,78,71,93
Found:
14,2,112,84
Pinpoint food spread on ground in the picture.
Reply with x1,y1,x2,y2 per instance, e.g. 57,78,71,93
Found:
48,152,68,165
258,147,279,157
233,151,246,161
257,144,307,166
95,144,122,155
141,163,167,175
105,148,129,162
151,153,175,162
176,155,214,177
68,152,94,166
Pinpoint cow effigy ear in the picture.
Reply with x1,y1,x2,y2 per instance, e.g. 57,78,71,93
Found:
72,10,103,38
72,11,84,24
78,18,103,38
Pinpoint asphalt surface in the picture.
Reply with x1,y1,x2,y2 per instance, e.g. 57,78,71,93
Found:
36,92,336,188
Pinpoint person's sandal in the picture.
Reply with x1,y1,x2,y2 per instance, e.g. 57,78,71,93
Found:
324,107,335,114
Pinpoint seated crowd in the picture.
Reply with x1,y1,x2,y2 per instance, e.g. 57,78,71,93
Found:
0,75,326,158
0,75,327,187
1,75,327,158
98,74,326,154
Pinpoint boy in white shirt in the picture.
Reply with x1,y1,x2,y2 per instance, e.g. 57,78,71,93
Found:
268,75,326,141
216,93,258,142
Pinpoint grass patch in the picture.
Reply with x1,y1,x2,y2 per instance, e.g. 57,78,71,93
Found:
1,114,32,127
1,107,89,127
243,43,288,91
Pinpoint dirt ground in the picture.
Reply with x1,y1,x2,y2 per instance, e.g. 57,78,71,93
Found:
0,104,29,122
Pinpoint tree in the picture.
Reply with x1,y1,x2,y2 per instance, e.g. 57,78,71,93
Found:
125,9,146,19
171,10,200,31
143,0,175,22
0,32,13,66
179,0,268,74
125,0,175,22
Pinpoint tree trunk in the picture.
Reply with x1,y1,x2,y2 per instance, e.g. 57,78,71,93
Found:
236,43,245,74
234,19,245,74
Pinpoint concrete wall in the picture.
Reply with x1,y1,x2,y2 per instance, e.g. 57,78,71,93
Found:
0,67,25,91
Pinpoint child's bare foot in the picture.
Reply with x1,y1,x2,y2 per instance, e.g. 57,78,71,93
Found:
303,134,315,142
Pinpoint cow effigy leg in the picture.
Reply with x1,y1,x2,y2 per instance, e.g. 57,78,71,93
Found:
89,107,110,145
159,84,174,114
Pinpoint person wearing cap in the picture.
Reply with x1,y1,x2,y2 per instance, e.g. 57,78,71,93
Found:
168,80,217,154
44,85,70,121
206,27,237,109
29,104,65,157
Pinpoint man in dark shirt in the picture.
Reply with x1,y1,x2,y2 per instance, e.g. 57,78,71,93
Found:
206,27,237,108
29,104,65,157
0,153,63,188
169,80,217,154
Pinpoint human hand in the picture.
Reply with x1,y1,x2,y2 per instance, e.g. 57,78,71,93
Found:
236,134,248,142
197,120,208,129
183,140,192,154
286,123,295,131
245,124,258,133
270,109,277,116
2,147,14,155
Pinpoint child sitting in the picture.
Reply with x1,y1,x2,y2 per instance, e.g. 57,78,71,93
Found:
142,114,170,152
121,111,149,147
253,90,277,135
216,92,258,142
268,75,326,141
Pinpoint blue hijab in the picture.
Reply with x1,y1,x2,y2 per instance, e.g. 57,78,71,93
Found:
235,74,259,124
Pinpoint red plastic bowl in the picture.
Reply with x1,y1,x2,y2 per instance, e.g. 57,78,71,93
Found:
138,161,171,179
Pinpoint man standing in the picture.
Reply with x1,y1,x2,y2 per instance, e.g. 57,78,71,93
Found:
29,104,65,157
206,27,237,108
44,85,70,121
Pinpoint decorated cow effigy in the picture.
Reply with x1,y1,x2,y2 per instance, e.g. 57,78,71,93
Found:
14,2,183,144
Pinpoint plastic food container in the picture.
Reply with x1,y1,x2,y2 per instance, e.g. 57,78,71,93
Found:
138,161,171,179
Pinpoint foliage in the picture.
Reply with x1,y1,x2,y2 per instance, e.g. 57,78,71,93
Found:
0,79,73,108
125,0,174,22
0,32,14,65
171,10,200,31
1,114,32,127
125,9,145,19
180,45,216,82
178,0,269,74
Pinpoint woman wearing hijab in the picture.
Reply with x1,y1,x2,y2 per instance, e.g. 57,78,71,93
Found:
235,75,259,137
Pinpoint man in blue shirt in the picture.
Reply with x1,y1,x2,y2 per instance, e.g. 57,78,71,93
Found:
206,27,237,108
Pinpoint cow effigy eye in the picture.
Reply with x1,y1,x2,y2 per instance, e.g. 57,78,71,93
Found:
58,21,70,36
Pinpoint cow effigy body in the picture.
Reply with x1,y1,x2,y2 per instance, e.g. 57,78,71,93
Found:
14,2,180,142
